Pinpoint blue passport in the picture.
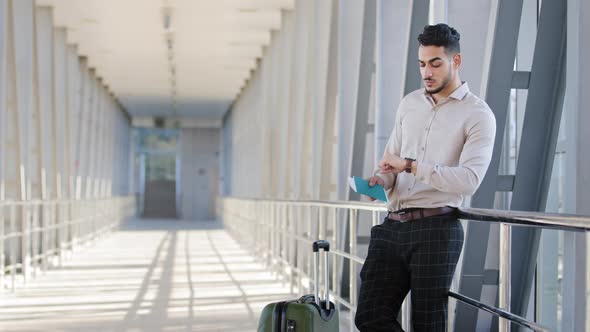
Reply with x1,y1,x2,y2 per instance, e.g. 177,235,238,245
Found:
348,176,388,202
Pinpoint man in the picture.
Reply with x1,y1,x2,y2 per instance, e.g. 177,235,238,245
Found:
354,24,496,331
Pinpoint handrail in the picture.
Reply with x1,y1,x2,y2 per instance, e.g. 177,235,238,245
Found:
448,292,550,332
0,196,136,292
458,207,590,231
220,197,590,331
223,196,590,229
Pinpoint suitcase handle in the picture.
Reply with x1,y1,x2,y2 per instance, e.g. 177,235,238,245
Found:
312,240,330,252
312,240,330,310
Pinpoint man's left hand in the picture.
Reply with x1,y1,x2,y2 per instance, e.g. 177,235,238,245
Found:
378,153,406,174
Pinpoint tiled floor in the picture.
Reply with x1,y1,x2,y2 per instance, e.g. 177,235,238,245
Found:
0,219,296,332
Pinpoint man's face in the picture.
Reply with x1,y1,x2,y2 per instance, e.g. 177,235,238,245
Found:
418,45,458,94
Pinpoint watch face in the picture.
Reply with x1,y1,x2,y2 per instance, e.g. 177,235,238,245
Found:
405,159,413,173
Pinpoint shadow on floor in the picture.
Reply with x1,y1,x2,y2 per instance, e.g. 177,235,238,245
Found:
117,217,224,231
0,218,295,332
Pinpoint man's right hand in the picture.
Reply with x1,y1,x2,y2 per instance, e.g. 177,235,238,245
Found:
365,176,385,201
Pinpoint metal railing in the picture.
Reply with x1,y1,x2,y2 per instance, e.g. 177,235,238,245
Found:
221,197,405,330
0,196,136,291
220,197,590,332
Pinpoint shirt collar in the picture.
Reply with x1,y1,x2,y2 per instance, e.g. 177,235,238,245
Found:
449,82,470,100
423,81,470,101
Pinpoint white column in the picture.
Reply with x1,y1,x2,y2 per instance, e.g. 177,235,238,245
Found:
319,0,339,201
448,0,493,97
105,94,114,197
309,0,333,200
127,123,135,197
375,0,411,164
75,58,89,200
11,0,36,201
34,6,55,200
277,10,295,198
84,72,99,199
0,0,6,199
337,0,364,200
260,47,272,198
267,32,279,198
94,84,105,198
66,46,79,199
53,28,68,200
290,0,314,199
429,0,448,23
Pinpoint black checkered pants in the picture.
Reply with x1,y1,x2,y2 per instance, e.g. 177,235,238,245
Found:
354,212,464,332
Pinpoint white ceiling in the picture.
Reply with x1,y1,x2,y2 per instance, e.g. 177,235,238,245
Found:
35,0,293,120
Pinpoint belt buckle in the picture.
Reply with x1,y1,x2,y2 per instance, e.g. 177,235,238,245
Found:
397,210,408,222
387,210,408,222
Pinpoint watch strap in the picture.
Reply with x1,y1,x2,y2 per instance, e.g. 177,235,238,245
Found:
404,158,415,173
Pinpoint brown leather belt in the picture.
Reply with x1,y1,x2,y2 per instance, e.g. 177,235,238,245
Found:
387,206,457,222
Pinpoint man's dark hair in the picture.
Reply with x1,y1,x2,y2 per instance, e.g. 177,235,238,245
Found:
417,24,460,55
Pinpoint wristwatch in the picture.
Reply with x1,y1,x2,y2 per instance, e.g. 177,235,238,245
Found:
404,158,415,173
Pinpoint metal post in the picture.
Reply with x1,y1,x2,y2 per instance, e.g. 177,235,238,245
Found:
22,204,30,283
10,204,16,291
332,207,338,305
41,203,47,272
319,206,326,239
314,249,319,306
289,204,295,293
402,295,412,331
0,205,4,291
319,206,326,298
308,205,313,290
297,206,302,295
349,209,358,329
31,204,38,276
325,250,330,310
499,223,512,332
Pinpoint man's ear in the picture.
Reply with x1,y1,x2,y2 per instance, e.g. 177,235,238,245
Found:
453,53,462,69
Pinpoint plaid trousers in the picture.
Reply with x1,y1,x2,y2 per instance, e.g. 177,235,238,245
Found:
354,212,464,332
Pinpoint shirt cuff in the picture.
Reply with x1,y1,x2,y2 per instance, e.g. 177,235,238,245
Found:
416,162,436,184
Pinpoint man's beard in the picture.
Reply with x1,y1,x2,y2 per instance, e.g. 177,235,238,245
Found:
425,70,453,94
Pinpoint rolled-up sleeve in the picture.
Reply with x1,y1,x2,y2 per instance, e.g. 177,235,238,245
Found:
415,111,496,195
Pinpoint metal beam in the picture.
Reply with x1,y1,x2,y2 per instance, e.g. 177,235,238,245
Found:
455,0,524,330
349,0,376,201
509,0,567,327
511,71,531,89
496,175,515,192
403,0,429,95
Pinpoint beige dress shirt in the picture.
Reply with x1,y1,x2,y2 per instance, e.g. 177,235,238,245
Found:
377,82,496,211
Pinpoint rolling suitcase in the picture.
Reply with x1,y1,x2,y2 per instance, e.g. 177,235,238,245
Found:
258,240,339,332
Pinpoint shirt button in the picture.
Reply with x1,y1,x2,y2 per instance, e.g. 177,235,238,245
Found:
421,147,425,151
407,188,411,191
420,177,425,181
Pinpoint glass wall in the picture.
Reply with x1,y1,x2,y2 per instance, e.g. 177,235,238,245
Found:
134,128,180,217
